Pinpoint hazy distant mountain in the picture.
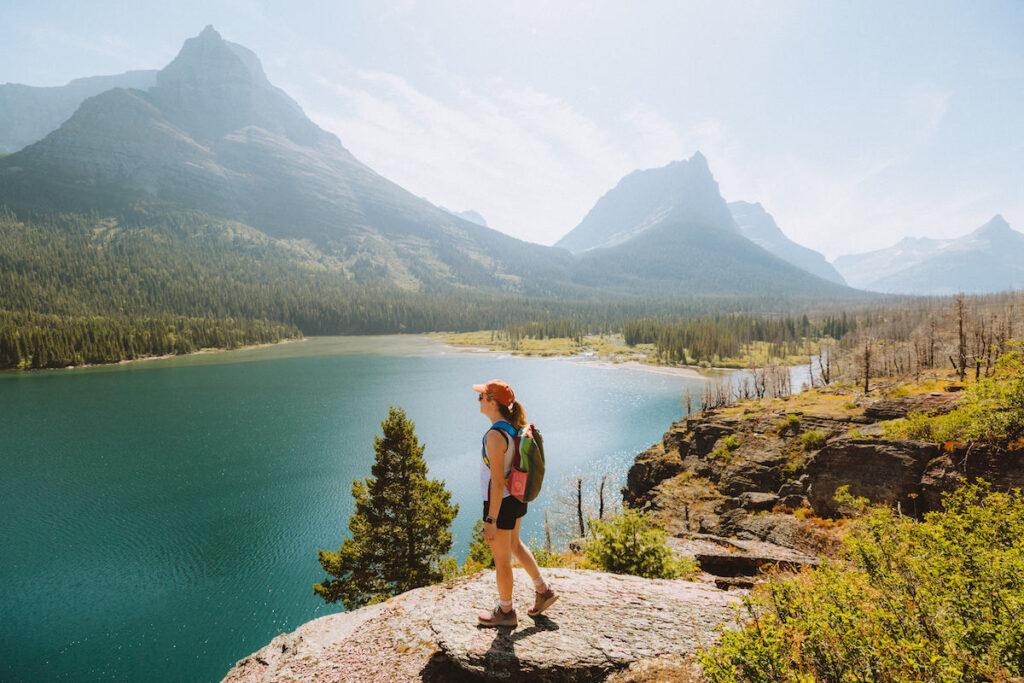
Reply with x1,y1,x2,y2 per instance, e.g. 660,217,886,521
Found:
560,156,856,296
0,70,157,153
1,26,571,294
556,153,738,254
728,201,846,285
441,207,488,227
833,215,1024,294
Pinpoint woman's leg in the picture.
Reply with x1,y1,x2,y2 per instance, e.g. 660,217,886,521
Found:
510,518,544,585
488,528,514,604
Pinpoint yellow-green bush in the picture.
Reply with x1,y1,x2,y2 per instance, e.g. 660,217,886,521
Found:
798,430,826,451
774,413,801,433
713,434,741,461
585,509,697,579
699,481,1024,681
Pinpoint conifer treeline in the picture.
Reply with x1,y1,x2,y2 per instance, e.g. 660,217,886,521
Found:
620,313,858,364
4,199,984,374
0,311,299,369
1,206,891,369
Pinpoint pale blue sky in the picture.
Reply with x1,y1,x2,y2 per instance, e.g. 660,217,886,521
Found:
2,1,1021,257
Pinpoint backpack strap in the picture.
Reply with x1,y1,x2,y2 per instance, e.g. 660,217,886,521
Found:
481,421,519,466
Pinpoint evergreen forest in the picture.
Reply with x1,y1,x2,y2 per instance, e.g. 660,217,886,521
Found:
0,204,887,370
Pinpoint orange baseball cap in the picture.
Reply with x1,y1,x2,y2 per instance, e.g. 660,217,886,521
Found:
473,379,515,407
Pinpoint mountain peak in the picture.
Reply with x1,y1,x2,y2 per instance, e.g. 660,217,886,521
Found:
971,214,1011,238
143,28,339,149
157,26,270,91
554,154,739,254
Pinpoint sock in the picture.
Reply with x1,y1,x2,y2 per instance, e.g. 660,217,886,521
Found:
533,575,548,592
499,599,513,612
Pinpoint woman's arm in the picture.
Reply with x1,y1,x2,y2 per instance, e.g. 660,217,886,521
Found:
485,429,507,539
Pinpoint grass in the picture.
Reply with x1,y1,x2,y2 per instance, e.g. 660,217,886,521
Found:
432,331,823,369
430,331,652,360
715,372,964,422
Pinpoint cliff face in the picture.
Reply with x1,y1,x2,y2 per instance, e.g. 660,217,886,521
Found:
221,568,741,682
622,387,1024,579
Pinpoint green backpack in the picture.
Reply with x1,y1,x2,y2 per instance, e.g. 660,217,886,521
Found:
487,421,546,503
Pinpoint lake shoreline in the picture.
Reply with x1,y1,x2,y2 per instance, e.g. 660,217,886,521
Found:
434,337,717,380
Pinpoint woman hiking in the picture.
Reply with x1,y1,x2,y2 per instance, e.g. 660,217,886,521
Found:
473,379,558,627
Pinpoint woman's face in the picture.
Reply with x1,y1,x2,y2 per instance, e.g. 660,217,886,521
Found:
478,393,493,416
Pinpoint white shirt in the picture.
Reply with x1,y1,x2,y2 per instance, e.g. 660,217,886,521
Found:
479,426,515,501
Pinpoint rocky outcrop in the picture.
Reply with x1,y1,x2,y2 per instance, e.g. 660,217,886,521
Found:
863,393,960,420
623,442,684,508
221,569,741,683
802,438,939,517
623,393,984,528
668,536,819,578
619,389,1024,573
920,444,1024,511
432,569,740,681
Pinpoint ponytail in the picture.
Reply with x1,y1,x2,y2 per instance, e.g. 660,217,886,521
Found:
498,399,527,429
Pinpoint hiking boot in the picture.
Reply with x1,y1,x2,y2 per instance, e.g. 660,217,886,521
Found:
477,604,517,627
527,587,558,617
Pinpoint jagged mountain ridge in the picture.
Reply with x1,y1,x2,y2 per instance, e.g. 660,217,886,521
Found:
729,201,846,285
833,215,1024,294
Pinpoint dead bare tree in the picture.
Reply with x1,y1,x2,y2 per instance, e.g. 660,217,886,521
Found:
863,336,873,394
682,387,693,416
576,477,585,538
544,512,552,553
949,293,968,381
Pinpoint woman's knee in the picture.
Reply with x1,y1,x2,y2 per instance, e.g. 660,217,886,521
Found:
511,537,529,558
488,532,512,557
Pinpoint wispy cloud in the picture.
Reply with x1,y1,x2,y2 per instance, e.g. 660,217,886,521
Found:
306,68,688,244
293,53,1004,259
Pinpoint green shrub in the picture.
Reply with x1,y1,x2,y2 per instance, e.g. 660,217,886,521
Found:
527,542,572,568
460,520,494,573
699,481,1024,681
585,509,697,579
713,434,741,461
798,430,826,451
881,409,935,441
774,413,801,433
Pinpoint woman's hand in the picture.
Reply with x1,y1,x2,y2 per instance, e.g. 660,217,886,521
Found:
484,521,497,541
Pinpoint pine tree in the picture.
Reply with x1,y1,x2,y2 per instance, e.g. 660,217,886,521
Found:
314,406,459,609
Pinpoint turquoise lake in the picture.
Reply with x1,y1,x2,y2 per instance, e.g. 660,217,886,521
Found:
0,336,723,682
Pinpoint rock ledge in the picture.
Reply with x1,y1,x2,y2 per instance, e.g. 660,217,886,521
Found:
222,569,741,682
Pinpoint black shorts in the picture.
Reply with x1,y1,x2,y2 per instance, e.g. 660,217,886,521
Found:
483,496,527,530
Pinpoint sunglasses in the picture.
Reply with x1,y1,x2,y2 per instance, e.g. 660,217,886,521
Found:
478,394,490,402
